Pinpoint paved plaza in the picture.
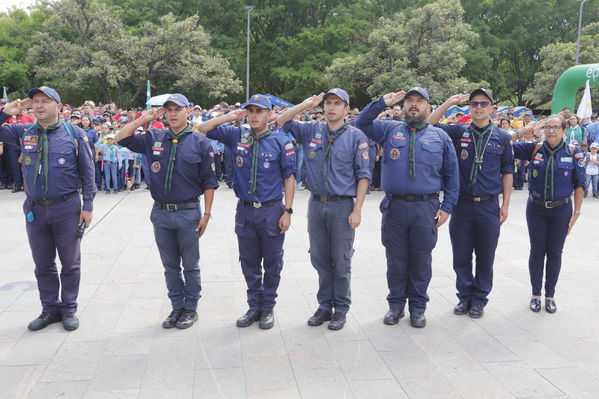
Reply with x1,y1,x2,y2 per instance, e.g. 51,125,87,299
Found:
1,186,599,399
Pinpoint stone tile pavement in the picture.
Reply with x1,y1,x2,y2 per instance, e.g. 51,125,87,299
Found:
1,186,599,398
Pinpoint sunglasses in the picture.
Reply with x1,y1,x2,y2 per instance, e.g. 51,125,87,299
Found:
470,101,491,108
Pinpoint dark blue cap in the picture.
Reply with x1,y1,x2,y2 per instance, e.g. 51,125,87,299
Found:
91,118,101,124
469,88,493,103
243,94,272,110
28,86,61,104
163,93,190,107
405,87,429,102
323,88,350,106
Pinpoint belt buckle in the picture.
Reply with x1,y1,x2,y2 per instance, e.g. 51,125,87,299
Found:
166,204,177,211
544,201,553,209
252,202,262,208
473,197,481,202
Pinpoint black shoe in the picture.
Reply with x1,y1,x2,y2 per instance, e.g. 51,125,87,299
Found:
328,312,347,330
11,185,23,193
453,301,471,315
176,310,198,329
28,313,61,331
545,299,557,314
410,312,426,328
162,309,183,329
383,309,405,325
468,304,484,318
259,310,274,330
105,190,110,194
307,309,332,326
62,313,79,331
237,309,261,328
0,182,7,190
530,298,541,312
113,190,118,194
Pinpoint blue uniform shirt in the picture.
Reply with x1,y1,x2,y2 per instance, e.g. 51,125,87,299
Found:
513,141,586,201
282,120,371,196
83,126,98,150
434,123,514,197
94,142,119,163
207,125,295,202
355,97,459,213
586,121,599,144
0,111,97,210
118,129,219,204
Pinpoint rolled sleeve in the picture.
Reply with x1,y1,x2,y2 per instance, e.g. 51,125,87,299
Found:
354,133,372,181
440,132,460,213
199,139,219,191
572,147,587,190
500,134,515,174
280,139,296,179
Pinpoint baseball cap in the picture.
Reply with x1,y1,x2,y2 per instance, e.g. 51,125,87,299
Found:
469,88,494,103
405,87,430,102
524,111,533,116
118,116,128,123
590,142,599,149
106,134,116,139
243,94,272,110
323,88,350,106
163,93,190,107
27,86,61,104
194,105,202,110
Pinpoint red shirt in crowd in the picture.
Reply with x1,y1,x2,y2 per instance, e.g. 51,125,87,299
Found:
6,115,35,124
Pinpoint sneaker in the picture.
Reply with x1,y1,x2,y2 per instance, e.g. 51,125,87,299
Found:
307,309,332,326
162,309,183,329
62,313,79,331
28,313,61,331
176,310,198,329
328,312,346,330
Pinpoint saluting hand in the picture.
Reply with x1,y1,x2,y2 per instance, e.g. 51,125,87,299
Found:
435,210,450,228
446,93,469,106
302,93,324,109
140,107,164,123
383,91,406,106
229,109,248,122
2,98,32,116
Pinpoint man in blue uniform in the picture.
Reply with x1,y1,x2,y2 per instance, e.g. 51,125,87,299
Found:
276,88,371,330
198,94,295,330
116,94,218,329
0,87,96,331
429,89,514,318
356,87,459,328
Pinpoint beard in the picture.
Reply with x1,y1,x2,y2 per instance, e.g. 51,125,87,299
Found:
405,113,427,128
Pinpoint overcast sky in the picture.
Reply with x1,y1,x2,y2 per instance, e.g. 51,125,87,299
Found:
0,0,37,13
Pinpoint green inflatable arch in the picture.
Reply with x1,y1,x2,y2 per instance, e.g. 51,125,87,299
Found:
551,63,599,114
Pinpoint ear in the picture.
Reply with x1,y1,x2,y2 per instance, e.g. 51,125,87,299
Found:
57,103,63,112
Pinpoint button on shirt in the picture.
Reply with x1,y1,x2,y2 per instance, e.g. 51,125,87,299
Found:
118,129,219,204
0,111,97,210
355,97,459,213
513,141,586,201
207,125,295,203
434,123,514,196
282,120,371,197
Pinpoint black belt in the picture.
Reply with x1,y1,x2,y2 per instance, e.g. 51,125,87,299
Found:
242,199,281,208
532,197,570,209
29,191,78,206
312,195,353,202
154,199,199,211
460,194,496,202
389,193,439,202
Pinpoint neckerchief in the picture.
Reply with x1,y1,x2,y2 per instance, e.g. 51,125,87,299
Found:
543,139,565,202
249,128,272,199
33,120,62,193
468,123,494,187
322,123,349,190
164,124,193,193
408,122,429,180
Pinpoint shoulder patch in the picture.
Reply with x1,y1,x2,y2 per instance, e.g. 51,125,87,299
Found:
358,142,368,150
284,142,294,150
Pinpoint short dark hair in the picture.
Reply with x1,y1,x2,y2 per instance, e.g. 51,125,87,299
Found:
546,114,567,129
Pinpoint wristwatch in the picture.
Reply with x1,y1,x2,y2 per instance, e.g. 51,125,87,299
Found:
284,208,293,214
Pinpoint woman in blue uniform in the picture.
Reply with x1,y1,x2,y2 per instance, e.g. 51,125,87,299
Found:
512,115,585,313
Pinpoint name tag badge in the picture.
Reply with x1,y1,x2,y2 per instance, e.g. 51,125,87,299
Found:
560,157,572,163
153,151,161,156
461,143,468,147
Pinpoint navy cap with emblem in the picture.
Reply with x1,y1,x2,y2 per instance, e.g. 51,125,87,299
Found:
243,94,272,110
163,93,190,107
27,86,61,104
404,87,430,102
323,88,350,106
469,88,493,103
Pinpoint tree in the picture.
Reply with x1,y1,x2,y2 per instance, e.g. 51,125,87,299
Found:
28,0,241,106
324,0,486,104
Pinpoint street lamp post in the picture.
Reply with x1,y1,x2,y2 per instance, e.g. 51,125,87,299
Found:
575,0,589,65
244,5,255,103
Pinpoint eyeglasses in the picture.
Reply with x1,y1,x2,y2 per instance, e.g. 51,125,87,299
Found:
543,126,563,131
470,101,491,108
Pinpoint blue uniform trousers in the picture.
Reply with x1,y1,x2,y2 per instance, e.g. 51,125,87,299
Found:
117,161,126,189
103,162,118,190
0,153,8,185
24,195,81,315
151,205,202,311
308,197,355,313
95,161,103,190
449,197,500,306
526,198,571,298
6,144,23,187
381,197,439,313
235,200,285,311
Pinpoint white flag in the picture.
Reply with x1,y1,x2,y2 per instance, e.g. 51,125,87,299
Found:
576,80,593,120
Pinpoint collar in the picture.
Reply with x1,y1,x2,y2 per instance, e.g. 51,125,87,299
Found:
36,119,63,132
168,123,193,138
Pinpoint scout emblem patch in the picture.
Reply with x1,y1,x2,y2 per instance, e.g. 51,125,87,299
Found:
58,157,66,165
389,148,400,160
532,169,538,178
309,150,316,159
151,161,161,173
246,136,254,146
362,151,369,160
461,149,469,160
24,156,32,165
236,156,244,167
578,160,585,167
